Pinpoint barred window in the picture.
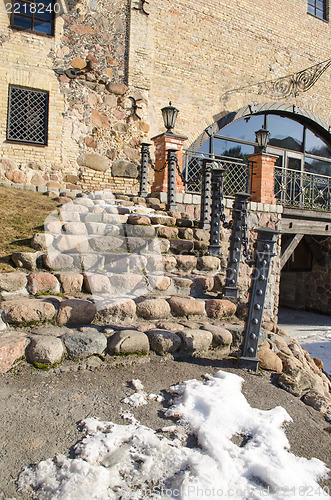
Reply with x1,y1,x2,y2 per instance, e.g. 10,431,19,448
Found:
7,86,49,145
10,0,57,36
308,0,327,19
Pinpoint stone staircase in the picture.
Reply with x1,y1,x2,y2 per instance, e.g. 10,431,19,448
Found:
1,190,236,327
0,189,244,373
1,189,331,425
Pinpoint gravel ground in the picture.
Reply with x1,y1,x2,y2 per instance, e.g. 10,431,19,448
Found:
1,351,330,499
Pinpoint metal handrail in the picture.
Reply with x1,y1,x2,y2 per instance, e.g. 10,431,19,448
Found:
274,166,331,211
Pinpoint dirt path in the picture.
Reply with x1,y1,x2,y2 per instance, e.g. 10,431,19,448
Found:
1,353,330,499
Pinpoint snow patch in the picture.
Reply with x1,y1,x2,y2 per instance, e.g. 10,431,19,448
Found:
18,371,330,500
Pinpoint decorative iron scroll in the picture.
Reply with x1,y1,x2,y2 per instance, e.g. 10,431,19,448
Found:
221,58,331,102
133,0,150,15
128,96,143,119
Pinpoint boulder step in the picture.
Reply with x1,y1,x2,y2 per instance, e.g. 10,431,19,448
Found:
0,270,225,299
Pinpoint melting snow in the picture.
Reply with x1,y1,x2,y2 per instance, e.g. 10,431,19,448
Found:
18,371,330,499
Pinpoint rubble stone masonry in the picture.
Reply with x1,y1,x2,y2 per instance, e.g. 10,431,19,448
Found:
1,0,330,192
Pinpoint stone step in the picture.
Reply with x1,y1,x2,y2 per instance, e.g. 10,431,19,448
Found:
9,245,226,275
0,294,237,328
0,294,240,373
0,267,226,300
2,317,330,426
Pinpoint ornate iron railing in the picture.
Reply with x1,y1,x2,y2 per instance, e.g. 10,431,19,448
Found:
183,150,250,195
274,166,331,211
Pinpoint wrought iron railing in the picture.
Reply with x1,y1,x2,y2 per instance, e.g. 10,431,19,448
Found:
274,166,331,211
183,150,250,195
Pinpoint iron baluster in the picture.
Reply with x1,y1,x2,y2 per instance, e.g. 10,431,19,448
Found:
223,192,251,299
208,166,226,256
200,159,213,229
139,143,151,198
239,228,280,372
167,149,178,211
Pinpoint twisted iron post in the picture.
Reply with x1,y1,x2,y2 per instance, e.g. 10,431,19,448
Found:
223,192,251,299
208,166,226,256
167,149,178,211
200,159,213,229
239,228,280,372
139,142,151,198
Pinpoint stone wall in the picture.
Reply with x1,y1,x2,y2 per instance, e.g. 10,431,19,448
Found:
304,239,331,314
0,0,151,192
1,0,330,191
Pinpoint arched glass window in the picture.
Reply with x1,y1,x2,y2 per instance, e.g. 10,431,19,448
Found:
199,112,331,176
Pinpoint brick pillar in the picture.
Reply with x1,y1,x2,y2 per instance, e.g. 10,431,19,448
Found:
247,153,278,204
151,132,187,193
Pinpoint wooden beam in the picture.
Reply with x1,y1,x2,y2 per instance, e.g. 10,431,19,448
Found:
280,234,304,269
283,207,331,222
280,218,331,235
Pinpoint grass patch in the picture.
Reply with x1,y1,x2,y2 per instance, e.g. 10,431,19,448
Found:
0,186,59,272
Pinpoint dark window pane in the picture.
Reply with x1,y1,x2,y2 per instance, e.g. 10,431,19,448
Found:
198,139,211,154
267,115,304,151
305,128,331,158
213,138,254,159
34,3,53,20
12,14,32,29
307,0,326,18
34,19,52,33
14,1,32,15
37,0,53,6
216,114,264,143
305,157,331,176
11,0,55,33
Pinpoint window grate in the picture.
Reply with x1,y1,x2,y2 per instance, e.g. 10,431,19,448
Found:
7,86,49,145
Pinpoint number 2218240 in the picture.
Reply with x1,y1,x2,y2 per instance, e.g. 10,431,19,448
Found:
6,2,60,14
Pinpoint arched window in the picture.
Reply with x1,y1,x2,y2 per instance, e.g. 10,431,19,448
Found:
199,112,331,177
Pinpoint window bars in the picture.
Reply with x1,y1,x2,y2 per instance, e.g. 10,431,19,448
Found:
274,166,331,211
7,86,49,145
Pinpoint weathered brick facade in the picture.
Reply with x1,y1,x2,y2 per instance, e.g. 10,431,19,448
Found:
0,0,150,192
129,0,331,144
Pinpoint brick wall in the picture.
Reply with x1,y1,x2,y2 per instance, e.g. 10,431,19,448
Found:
129,0,331,145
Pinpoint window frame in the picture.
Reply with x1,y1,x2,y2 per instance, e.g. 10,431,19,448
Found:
307,0,327,21
10,0,56,37
6,85,49,147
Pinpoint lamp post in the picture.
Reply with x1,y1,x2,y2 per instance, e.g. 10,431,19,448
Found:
255,127,270,153
161,102,179,133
